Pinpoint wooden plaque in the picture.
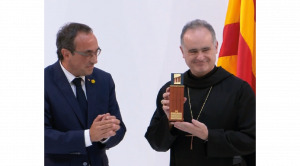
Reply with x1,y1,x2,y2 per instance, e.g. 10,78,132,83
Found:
169,73,184,122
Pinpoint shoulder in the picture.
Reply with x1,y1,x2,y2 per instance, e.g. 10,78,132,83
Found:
44,63,54,74
226,75,250,88
222,75,255,96
91,67,111,77
157,81,172,96
44,62,57,80
160,81,172,90
44,63,58,93
217,67,249,88
90,67,114,84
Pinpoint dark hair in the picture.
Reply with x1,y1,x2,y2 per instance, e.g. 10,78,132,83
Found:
180,19,217,46
56,22,93,60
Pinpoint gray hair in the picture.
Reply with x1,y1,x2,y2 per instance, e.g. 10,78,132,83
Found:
180,19,217,46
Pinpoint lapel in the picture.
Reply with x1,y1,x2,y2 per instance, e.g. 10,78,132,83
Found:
52,61,85,129
85,74,97,128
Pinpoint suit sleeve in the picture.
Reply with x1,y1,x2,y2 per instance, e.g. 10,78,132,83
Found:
206,82,256,157
145,84,179,152
44,92,87,155
100,74,126,149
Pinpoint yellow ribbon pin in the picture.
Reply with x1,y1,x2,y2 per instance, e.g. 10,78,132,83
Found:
91,79,95,84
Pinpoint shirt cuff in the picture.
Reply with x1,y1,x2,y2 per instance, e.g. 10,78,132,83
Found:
84,129,92,147
100,137,110,144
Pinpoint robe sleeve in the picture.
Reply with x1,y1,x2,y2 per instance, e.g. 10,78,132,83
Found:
145,83,179,152
206,81,256,157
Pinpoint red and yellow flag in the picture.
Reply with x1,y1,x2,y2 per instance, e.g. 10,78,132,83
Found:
217,0,256,93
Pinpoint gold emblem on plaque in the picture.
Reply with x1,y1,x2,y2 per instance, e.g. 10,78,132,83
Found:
170,110,182,120
174,74,181,85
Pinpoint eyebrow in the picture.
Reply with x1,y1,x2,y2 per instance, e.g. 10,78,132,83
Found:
201,46,210,50
188,49,198,52
188,46,211,52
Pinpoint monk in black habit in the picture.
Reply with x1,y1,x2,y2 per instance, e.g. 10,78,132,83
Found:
145,19,255,166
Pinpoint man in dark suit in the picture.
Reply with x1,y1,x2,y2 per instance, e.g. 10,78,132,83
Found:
44,23,126,166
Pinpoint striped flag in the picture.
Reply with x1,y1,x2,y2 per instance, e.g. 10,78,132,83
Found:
217,0,256,93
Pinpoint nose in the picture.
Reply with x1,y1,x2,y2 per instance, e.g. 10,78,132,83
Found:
196,52,205,61
89,54,98,64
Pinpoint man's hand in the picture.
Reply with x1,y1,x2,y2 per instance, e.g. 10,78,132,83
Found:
101,113,121,132
174,119,208,140
90,113,121,142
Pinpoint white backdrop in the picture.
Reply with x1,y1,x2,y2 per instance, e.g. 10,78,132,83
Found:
44,1,228,165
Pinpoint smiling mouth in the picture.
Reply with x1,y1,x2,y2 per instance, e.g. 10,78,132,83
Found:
196,61,205,63
193,59,208,63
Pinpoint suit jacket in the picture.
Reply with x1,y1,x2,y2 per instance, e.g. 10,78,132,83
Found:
44,61,126,166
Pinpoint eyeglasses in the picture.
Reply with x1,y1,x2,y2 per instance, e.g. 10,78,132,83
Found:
74,47,101,60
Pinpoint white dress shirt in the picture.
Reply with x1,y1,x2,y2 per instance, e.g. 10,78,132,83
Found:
59,62,109,147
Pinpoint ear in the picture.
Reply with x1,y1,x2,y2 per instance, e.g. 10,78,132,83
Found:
215,41,219,54
180,46,184,58
61,48,71,60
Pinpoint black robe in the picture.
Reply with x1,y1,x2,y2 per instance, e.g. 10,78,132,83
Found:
145,67,255,166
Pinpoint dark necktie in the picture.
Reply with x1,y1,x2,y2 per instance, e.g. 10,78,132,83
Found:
72,78,88,125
